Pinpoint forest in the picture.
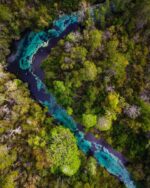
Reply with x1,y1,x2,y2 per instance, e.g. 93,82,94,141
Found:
0,0,150,188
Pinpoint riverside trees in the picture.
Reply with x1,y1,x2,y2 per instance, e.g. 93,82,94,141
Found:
0,65,81,187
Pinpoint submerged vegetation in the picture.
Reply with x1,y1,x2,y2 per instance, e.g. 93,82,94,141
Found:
0,0,150,187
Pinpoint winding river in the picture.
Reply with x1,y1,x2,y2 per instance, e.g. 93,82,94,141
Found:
7,3,136,188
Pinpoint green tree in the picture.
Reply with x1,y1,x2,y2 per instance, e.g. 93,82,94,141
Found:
0,5,12,22
53,80,73,107
96,115,112,131
0,171,18,188
108,51,128,86
84,29,103,50
54,80,66,94
71,46,87,63
82,113,97,129
86,157,97,177
47,126,81,176
107,92,120,110
134,0,150,27
0,145,17,171
80,61,97,81
139,100,150,131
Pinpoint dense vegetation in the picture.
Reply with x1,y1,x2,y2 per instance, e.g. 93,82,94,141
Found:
0,0,150,188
